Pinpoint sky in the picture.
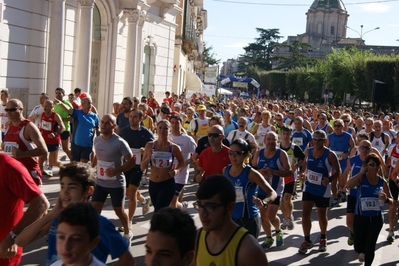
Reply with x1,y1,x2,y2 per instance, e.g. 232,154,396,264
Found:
203,0,399,63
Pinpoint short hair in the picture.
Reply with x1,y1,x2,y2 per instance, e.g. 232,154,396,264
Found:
313,129,327,139
74,88,82,94
294,116,304,124
59,162,95,193
357,132,369,140
149,208,196,257
40,92,50,99
55,88,65,95
169,114,182,123
365,153,382,166
58,202,99,241
209,115,224,126
196,174,236,207
0,89,10,96
281,125,293,133
123,97,133,105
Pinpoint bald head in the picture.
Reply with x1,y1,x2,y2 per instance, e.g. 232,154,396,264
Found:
102,114,116,125
209,125,223,135
8,99,23,109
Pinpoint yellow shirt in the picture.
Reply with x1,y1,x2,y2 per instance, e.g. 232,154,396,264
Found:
142,116,152,130
196,227,248,266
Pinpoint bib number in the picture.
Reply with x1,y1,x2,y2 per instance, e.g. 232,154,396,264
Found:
292,137,303,146
41,120,52,131
307,170,322,185
360,197,380,211
131,148,142,164
96,160,116,180
235,186,245,203
334,151,343,160
4,142,18,156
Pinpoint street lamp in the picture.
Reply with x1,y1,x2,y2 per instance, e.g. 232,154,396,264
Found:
346,25,380,44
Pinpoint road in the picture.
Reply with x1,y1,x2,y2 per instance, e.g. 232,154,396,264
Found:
19,159,399,266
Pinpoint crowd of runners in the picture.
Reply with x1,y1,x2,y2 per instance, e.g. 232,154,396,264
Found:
1,87,399,265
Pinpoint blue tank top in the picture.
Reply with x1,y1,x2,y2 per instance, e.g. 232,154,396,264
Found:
348,155,363,197
304,147,332,198
315,123,328,133
354,174,384,217
257,148,284,196
328,132,352,160
224,165,259,219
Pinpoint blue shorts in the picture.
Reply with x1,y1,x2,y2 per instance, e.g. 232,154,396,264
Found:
47,144,60,152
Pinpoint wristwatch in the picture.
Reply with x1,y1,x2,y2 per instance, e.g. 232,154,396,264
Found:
9,231,17,240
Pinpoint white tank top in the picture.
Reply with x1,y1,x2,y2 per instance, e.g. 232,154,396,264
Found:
256,124,273,147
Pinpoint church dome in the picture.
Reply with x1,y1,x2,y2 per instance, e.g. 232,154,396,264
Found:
310,0,346,11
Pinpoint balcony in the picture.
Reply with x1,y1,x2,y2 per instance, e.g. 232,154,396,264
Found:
182,24,197,55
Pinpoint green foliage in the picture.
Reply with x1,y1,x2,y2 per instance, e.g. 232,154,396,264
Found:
203,42,220,66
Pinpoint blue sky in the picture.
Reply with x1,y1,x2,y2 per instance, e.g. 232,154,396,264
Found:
203,0,399,62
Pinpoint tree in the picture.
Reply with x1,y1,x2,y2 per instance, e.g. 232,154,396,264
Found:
242,28,282,71
277,40,317,70
203,42,220,66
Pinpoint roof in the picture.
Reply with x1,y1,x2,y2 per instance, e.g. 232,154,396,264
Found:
310,0,346,10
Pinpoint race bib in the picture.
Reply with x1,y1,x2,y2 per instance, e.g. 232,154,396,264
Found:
292,137,303,146
151,151,173,168
334,151,343,160
4,142,19,156
307,170,322,185
235,186,245,203
131,148,142,164
392,158,398,167
97,160,116,180
360,197,380,211
41,120,52,131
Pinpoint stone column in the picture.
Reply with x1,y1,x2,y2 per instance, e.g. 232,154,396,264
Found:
46,0,65,93
123,9,139,98
133,11,147,97
75,0,94,92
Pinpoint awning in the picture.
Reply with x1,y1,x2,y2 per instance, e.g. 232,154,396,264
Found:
185,72,203,92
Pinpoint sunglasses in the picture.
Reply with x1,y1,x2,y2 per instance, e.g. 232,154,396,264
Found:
334,124,343,127
208,133,222,138
367,162,378,167
343,120,350,123
4,107,19,112
359,146,371,150
228,150,244,156
313,138,326,142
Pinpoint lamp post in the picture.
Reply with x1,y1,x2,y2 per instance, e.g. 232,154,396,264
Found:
346,25,380,45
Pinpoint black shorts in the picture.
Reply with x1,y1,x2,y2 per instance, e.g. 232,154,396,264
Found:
258,194,281,206
174,183,185,196
71,143,92,161
302,191,330,208
60,131,70,140
47,144,60,152
283,181,295,195
389,180,399,200
124,167,143,188
346,195,357,213
91,184,125,207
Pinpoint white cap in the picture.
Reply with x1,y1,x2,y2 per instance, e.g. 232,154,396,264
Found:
384,115,390,121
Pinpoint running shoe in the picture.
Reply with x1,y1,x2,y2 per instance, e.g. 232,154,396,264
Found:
287,216,295,230
43,169,53,177
358,253,365,263
298,241,313,254
276,231,284,247
348,232,354,246
181,201,188,211
261,237,274,249
318,238,327,252
142,197,151,216
124,231,133,246
280,218,287,230
330,199,340,207
387,229,394,242
340,193,347,203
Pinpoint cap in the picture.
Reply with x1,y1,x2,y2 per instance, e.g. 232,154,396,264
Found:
384,115,390,121
161,106,171,114
197,105,206,111
174,103,182,109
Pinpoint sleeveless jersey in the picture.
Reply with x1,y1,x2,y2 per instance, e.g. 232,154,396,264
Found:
389,145,399,180
195,227,248,266
348,155,364,197
150,141,174,168
304,147,332,198
257,148,284,196
40,112,60,145
370,133,386,156
224,165,258,219
183,118,192,131
4,119,42,185
279,143,297,184
315,123,329,133
256,124,273,148
354,174,384,217
147,98,157,109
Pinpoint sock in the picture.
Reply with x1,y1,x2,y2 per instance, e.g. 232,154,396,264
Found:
305,235,311,242
141,198,147,205
321,234,326,239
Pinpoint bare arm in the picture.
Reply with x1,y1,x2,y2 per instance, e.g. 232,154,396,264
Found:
236,234,268,266
53,98,74,115
248,168,277,203
114,250,136,266
140,142,153,171
13,122,47,159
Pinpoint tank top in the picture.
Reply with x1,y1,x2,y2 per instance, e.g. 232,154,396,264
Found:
354,174,384,217
4,119,42,185
348,155,364,197
257,148,284,196
279,143,297,184
328,132,352,161
256,124,273,148
370,134,386,156
147,98,157,109
40,112,60,145
315,123,329,133
195,227,248,266
150,141,174,168
183,118,192,131
224,165,258,219
304,147,332,198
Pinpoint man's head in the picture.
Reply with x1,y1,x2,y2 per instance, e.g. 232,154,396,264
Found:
196,105,206,118
373,120,382,133
333,119,344,134
358,140,372,157
280,125,293,142
208,125,224,147
128,109,144,128
145,208,196,266
237,117,247,131
81,97,93,112
0,89,10,103
293,116,304,131
59,162,95,207
170,114,183,134
209,115,224,127
100,114,116,135
74,88,82,96
313,130,327,147
56,202,100,265
122,97,133,113
43,100,54,115
264,132,278,150
318,112,328,124
5,99,24,121
161,106,171,120
39,93,50,105
55,88,65,101
195,175,236,231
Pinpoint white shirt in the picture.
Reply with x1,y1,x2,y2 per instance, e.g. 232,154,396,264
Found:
29,104,44,128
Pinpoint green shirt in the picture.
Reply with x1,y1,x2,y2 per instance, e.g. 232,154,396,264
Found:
54,100,72,131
